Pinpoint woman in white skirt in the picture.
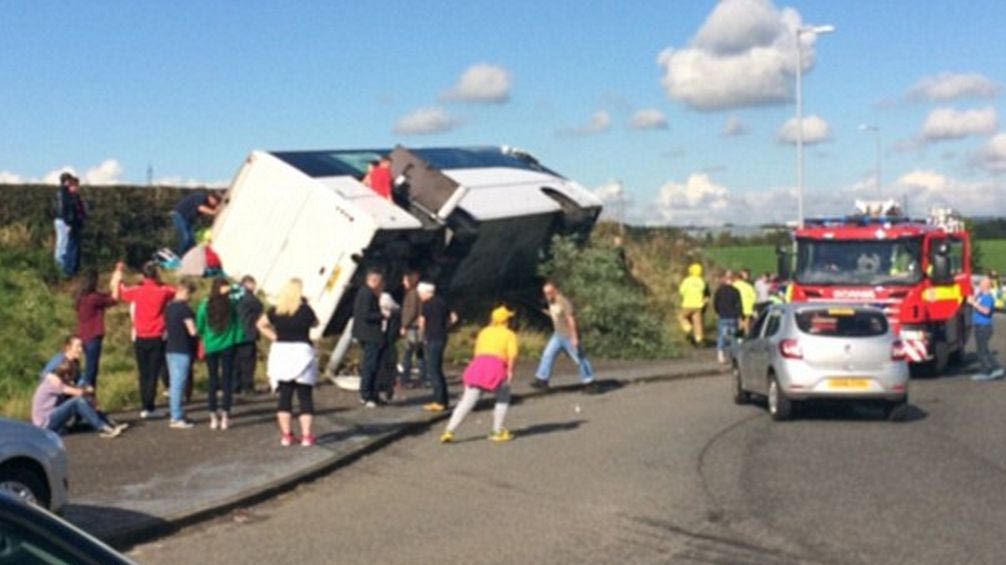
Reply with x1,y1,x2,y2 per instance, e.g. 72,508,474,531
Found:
257,278,319,446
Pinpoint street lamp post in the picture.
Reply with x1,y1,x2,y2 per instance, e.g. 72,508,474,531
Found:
795,24,835,228
858,124,882,195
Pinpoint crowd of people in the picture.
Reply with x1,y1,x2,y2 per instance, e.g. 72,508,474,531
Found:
33,187,601,446
677,264,784,364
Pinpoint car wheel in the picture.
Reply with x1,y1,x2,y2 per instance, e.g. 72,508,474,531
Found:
732,363,750,405
0,463,50,508
884,399,909,422
767,375,792,421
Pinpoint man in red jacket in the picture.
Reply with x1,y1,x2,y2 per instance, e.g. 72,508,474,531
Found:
112,261,175,419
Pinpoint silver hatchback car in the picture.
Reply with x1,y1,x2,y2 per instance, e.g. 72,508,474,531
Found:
0,418,69,512
732,303,910,421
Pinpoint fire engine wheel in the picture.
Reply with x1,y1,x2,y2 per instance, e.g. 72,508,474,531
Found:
767,375,792,421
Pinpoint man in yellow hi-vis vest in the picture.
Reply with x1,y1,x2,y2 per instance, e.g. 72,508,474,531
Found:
678,263,709,345
733,268,757,333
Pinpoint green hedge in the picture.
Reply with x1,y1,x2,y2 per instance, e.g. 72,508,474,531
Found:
0,184,207,268
539,235,676,359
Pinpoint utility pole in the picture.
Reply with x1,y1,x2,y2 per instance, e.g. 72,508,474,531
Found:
795,24,835,227
146,164,153,186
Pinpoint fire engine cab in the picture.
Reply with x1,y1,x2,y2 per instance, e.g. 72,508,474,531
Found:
785,200,972,375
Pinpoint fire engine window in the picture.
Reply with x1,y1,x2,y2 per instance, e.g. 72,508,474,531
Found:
928,237,965,275
795,237,922,286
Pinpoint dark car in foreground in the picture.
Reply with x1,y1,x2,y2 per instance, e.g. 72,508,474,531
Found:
0,492,135,564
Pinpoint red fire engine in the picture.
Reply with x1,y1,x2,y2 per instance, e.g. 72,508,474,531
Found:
784,200,972,375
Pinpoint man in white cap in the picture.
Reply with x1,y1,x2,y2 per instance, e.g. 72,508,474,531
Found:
418,282,456,411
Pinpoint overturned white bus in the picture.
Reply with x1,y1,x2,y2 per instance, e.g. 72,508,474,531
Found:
210,145,602,341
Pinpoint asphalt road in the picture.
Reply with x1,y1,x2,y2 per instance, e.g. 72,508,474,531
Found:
128,343,1006,565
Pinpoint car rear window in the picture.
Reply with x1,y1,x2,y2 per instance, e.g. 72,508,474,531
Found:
794,307,888,337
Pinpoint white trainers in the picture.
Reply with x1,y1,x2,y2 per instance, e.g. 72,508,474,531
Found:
209,413,219,430
991,368,1005,379
169,419,194,429
99,426,123,439
140,410,162,420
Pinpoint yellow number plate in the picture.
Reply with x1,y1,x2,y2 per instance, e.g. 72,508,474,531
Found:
827,378,871,389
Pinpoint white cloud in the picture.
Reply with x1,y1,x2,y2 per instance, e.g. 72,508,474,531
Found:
777,115,831,145
628,108,668,130
153,176,229,189
657,0,819,111
0,160,225,187
82,159,124,185
557,110,611,136
440,63,512,103
907,72,1000,102
973,133,1006,172
921,106,998,141
894,169,1006,215
592,180,625,204
393,106,462,135
0,171,24,184
722,115,749,136
655,173,730,224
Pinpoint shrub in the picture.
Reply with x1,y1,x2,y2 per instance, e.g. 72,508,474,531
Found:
539,234,676,359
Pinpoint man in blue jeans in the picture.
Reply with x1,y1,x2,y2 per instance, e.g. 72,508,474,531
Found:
713,271,743,366
39,336,84,384
531,280,597,393
969,275,1004,380
170,191,221,255
418,282,456,411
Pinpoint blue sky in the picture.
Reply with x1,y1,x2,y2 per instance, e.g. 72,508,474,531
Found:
3,0,1005,224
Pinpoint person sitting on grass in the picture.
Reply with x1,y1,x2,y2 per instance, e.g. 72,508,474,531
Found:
32,359,127,439
440,306,518,444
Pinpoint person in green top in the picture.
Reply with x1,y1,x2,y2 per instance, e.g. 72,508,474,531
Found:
196,277,240,430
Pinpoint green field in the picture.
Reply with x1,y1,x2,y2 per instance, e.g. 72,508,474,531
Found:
702,240,1006,276
976,240,1006,274
702,245,777,275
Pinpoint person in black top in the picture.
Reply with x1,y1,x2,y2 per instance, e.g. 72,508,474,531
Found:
257,278,320,447
234,275,264,394
61,175,86,276
713,271,743,365
170,191,221,255
164,281,197,427
419,282,456,411
352,269,385,407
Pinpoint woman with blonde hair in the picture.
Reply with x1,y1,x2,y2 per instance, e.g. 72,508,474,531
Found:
440,305,518,443
257,278,319,446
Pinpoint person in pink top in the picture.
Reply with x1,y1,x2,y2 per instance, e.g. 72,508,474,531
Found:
112,260,175,419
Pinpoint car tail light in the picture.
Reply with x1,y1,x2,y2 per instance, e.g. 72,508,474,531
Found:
779,339,803,359
891,340,907,362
